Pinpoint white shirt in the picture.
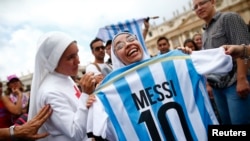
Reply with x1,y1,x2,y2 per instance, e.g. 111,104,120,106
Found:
85,63,112,77
36,72,91,141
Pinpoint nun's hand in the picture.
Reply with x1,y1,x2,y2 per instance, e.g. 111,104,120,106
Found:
79,72,96,94
86,94,96,108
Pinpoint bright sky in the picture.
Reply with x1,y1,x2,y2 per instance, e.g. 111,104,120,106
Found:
0,0,192,81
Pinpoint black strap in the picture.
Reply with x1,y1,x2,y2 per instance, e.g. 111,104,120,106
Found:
91,63,101,72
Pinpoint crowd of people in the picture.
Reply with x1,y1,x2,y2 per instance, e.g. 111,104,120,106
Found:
1,0,250,140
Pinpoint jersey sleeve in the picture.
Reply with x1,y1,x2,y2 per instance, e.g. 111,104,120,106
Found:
190,47,233,75
87,97,109,139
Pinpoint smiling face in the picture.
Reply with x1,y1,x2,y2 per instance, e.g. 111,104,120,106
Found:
113,33,144,66
193,33,202,49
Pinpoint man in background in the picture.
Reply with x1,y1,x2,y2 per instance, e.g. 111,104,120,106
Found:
86,38,113,84
193,0,250,124
156,36,171,55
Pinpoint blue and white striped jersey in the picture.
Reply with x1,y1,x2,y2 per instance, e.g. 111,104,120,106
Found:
87,48,232,141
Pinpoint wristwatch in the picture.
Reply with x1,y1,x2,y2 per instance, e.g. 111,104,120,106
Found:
240,44,250,64
9,125,16,140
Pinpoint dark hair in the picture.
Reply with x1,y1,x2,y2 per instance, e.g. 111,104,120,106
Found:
157,36,169,44
183,38,199,51
89,38,103,50
105,40,112,47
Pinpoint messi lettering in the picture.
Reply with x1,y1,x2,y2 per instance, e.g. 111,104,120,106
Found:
131,80,177,110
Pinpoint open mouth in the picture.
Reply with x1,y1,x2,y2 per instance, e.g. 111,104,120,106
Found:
127,48,138,56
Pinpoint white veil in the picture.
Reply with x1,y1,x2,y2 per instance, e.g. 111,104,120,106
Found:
28,31,75,120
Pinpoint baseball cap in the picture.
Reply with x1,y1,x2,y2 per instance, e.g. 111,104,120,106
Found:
7,74,20,83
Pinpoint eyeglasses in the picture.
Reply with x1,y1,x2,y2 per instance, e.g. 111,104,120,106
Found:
114,34,137,51
192,0,210,11
94,46,105,52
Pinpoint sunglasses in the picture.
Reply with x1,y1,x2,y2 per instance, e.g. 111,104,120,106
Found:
94,46,105,51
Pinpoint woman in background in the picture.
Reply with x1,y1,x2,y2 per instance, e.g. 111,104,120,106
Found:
2,75,29,124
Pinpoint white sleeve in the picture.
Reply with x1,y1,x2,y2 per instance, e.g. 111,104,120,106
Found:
190,47,233,75
85,64,101,75
87,96,109,139
42,91,89,140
